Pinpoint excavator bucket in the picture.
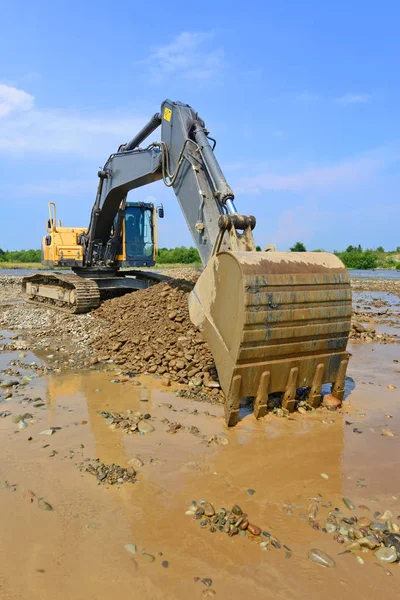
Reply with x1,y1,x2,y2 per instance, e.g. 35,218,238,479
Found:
189,251,351,426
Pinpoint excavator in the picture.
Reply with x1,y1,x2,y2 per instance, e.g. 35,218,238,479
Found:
22,100,352,426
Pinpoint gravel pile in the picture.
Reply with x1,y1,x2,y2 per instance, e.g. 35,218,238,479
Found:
91,279,221,393
350,321,397,343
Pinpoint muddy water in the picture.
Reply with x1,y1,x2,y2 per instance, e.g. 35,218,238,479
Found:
0,342,399,599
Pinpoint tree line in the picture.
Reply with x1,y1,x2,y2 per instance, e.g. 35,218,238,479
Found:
289,242,400,270
1,244,400,269
0,248,41,263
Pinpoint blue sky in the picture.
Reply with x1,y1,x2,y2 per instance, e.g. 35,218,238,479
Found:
1,0,399,252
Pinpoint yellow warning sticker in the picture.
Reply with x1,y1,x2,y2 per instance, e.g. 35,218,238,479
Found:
163,107,172,122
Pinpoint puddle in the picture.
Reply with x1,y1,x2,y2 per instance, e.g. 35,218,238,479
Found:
0,335,399,599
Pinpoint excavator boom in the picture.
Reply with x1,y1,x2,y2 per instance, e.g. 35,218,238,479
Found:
22,100,351,425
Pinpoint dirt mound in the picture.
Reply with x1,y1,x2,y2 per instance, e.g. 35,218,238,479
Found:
91,279,221,394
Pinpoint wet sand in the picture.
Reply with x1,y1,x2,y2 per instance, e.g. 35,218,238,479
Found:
0,328,399,599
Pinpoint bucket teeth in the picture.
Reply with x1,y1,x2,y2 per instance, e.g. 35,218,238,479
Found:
253,371,270,419
306,363,325,408
331,358,349,401
282,367,298,413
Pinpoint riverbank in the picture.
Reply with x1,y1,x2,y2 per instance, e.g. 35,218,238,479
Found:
0,274,399,599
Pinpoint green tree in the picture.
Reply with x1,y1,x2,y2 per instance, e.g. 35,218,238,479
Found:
376,246,385,252
290,241,306,252
337,249,377,269
156,246,201,264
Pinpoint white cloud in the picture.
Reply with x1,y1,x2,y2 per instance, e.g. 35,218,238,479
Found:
143,31,224,81
0,84,34,117
0,83,150,157
334,93,371,105
236,150,393,195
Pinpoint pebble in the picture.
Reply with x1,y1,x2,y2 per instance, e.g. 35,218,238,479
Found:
322,394,342,410
40,429,55,436
374,546,398,564
124,543,137,555
202,591,216,598
308,548,336,568
355,555,365,565
0,380,19,388
161,560,169,568
203,503,215,517
248,524,261,536
380,510,393,521
343,497,355,510
141,553,155,563
232,505,242,516
320,473,329,479
18,420,28,429
38,499,53,511
370,521,388,532
138,420,155,434
247,489,256,495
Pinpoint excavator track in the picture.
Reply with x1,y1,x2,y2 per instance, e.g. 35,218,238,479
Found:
22,273,101,314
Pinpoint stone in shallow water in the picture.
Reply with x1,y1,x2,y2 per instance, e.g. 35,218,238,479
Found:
370,521,389,533
125,543,137,555
308,548,336,568
374,546,398,564
138,420,155,434
343,497,355,510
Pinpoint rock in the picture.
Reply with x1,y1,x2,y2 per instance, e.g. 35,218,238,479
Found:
357,517,371,528
12,414,24,424
355,556,365,565
203,503,215,517
374,546,398,564
124,543,137,555
138,420,155,434
247,488,256,495
320,473,329,479
205,380,220,389
202,590,216,598
39,429,55,436
18,420,28,429
38,499,53,511
161,377,171,387
247,524,261,536
232,505,242,516
0,380,19,388
161,560,169,568
370,521,389,532
322,394,342,410
352,321,365,333
383,533,400,554
381,429,395,437
308,548,336,568
343,497,355,510
141,552,155,563
358,536,380,549
380,510,393,521
387,384,396,390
